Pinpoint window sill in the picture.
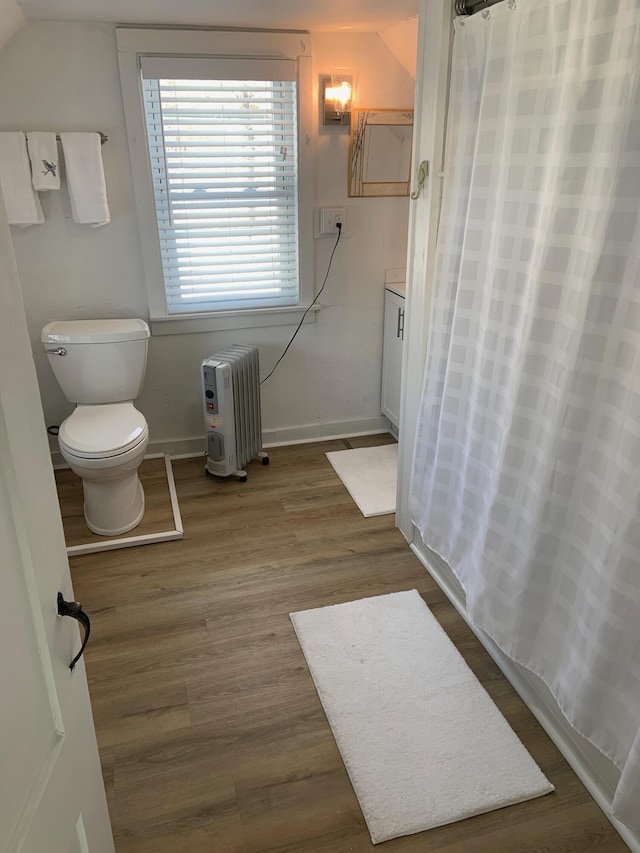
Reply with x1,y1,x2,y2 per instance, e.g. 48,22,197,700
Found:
150,304,320,336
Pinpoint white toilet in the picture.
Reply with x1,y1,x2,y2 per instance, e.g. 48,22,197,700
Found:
42,319,151,537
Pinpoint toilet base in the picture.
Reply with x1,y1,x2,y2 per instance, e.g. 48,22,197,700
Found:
83,471,146,537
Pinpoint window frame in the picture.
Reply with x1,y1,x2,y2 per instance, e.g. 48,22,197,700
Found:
116,28,314,335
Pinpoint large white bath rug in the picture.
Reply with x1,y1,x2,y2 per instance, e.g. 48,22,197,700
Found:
290,589,553,844
326,443,397,517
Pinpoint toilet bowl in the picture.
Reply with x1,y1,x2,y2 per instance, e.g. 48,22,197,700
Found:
43,318,151,537
59,402,149,536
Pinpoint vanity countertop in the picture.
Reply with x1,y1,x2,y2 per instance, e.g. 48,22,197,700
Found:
385,268,406,299
385,281,406,298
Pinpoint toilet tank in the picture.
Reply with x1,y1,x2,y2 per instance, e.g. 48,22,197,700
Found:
42,319,150,405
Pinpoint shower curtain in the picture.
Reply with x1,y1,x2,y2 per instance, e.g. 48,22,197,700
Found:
409,0,640,830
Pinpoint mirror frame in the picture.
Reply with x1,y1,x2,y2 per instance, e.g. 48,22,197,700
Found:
348,108,414,198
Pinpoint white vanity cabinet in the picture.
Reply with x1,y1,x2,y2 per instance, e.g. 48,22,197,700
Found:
381,284,405,432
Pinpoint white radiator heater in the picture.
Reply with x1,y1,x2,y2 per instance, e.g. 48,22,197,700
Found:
201,345,268,480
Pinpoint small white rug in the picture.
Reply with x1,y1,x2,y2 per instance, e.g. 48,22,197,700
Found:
290,590,554,845
326,443,397,517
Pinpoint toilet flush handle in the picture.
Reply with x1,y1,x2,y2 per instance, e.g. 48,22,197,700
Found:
45,346,67,356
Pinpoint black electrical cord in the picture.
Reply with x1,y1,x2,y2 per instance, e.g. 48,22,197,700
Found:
260,223,342,385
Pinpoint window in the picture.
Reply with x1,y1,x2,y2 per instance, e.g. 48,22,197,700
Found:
117,30,313,332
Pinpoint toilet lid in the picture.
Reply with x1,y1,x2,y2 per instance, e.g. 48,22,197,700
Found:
59,403,148,459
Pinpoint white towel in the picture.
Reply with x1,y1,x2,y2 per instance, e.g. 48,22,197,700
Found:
60,132,110,227
0,132,44,227
26,132,61,191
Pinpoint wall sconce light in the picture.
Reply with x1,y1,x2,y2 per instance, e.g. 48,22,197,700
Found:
323,69,358,126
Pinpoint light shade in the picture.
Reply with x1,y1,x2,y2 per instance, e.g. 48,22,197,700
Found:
323,69,358,126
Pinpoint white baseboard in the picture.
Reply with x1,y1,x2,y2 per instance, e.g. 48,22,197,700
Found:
149,437,206,458
410,538,638,852
50,417,392,466
261,416,391,447
149,417,391,455
51,440,206,468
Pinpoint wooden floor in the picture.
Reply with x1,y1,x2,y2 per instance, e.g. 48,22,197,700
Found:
69,435,627,853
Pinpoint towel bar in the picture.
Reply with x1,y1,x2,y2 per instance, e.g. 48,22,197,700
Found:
54,132,108,145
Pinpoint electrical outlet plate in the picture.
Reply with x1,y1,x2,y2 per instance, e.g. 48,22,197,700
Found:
319,207,346,236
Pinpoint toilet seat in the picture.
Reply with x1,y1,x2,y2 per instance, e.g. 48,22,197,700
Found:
59,402,148,459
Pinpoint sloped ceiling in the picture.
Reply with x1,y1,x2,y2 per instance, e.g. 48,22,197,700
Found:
379,16,418,79
16,0,418,31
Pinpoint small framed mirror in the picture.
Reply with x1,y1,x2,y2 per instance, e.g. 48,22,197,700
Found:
349,108,414,198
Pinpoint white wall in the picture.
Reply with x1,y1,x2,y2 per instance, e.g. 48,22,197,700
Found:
0,22,415,452
379,17,418,79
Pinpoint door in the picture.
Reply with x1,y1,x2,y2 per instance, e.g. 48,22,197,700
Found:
396,0,452,539
0,195,114,852
381,288,405,430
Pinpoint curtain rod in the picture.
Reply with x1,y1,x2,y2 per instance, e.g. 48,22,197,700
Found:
53,132,108,145
455,0,504,15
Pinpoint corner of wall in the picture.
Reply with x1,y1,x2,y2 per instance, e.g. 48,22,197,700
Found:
0,0,25,53
378,17,418,81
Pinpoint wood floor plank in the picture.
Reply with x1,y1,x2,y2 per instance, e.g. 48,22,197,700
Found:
112,756,241,853
90,682,192,751
69,436,628,852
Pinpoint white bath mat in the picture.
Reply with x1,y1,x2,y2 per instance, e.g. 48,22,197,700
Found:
290,590,554,845
326,443,397,517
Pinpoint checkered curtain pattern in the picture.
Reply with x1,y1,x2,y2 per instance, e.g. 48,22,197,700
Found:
409,0,640,828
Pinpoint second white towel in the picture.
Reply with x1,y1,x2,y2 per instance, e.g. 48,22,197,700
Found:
60,132,110,227
26,132,61,191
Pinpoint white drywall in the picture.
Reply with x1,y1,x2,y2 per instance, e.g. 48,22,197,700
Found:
379,17,418,79
0,22,415,451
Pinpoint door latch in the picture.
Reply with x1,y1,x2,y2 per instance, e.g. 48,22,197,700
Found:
57,592,91,671
410,160,430,200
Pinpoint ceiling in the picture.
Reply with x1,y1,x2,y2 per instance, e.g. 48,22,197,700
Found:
17,0,419,31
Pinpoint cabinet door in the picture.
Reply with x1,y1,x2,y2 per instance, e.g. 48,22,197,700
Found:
381,290,405,429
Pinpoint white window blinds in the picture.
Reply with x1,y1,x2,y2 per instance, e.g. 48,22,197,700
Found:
141,56,300,314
